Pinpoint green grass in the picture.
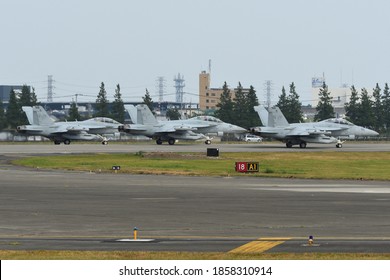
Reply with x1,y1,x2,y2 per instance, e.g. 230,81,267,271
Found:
1,250,389,260
13,151,390,180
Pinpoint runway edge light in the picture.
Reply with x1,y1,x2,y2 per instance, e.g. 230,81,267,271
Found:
308,235,314,246
133,227,138,240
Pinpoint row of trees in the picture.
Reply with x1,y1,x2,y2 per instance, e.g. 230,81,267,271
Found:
312,82,390,133
345,83,390,133
0,85,38,130
214,81,390,134
214,82,261,129
2,80,390,134
88,82,126,123
0,81,185,131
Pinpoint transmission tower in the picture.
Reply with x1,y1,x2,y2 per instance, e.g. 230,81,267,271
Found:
174,73,185,104
47,75,55,102
264,80,273,108
155,76,166,102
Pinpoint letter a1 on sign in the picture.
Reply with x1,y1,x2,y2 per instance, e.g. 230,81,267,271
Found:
235,162,259,173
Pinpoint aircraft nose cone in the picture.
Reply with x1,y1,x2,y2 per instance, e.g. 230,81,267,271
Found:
362,127,379,136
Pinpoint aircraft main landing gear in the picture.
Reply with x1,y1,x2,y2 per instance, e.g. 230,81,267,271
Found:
336,139,344,148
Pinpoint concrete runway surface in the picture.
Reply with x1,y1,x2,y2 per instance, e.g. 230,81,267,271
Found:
0,142,389,253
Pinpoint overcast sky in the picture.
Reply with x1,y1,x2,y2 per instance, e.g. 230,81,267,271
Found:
1,0,390,105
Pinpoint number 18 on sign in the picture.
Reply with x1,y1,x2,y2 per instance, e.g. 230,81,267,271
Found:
235,162,259,173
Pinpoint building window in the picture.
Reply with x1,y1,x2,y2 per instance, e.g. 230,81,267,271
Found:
206,99,209,103
211,93,215,97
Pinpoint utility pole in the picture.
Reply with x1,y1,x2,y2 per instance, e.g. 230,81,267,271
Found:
47,75,54,102
156,76,166,102
174,73,185,107
264,80,273,108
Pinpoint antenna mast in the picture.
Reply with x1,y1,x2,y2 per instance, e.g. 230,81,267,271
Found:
264,80,273,108
174,73,185,104
47,75,54,102
156,76,166,102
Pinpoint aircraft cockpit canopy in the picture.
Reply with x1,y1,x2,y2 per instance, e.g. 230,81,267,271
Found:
92,117,121,124
191,116,223,123
325,118,353,125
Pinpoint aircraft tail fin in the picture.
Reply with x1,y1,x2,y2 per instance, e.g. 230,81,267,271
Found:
254,105,269,126
124,105,138,124
268,106,289,127
136,104,158,125
22,106,35,125
22,106,54,125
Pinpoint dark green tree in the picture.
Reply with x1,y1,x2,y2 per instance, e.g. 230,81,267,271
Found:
68,102,81,121
314,82,335,121
111,84,125,123
17,85,39,125
344,85,360,124
358,88,375,129
232,82,247,128
5,90,22,129
18,85,37,106
214,82,234,124
246,85,261,127
382,83,390,133
372,83,383,132
0,100,6,130
142,88,154,113
286,82,303,123
276,86,289,113
94,82,109,117
166,107,181,120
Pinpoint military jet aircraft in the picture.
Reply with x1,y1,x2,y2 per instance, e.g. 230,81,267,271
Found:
119,104,246,145
250,105,379,148
17,106,122,145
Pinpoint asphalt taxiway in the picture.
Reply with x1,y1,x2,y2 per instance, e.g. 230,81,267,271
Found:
0,142,389,253
1,141,390,154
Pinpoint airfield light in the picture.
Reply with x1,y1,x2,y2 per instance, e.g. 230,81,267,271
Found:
133,227,138,240
308,235,314,246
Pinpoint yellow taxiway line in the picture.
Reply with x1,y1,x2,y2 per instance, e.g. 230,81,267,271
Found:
229,238,290,254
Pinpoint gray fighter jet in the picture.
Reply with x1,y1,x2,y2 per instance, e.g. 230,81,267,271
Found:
119,104,246,145
250,105,379,148
17,106,122,145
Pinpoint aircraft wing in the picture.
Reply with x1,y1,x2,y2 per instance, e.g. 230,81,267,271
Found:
155,123,198,134
48,124,90,134
173,125,198,131
286,126,332,137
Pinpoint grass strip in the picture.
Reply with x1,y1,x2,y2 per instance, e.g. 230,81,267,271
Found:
1,250,390,260
13,151,390,180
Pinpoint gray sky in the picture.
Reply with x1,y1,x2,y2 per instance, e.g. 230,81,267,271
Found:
1,0,390,105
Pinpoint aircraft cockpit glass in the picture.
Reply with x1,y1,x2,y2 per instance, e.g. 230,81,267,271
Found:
92,117,120,124
192,116,223,123
326,118,353,125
